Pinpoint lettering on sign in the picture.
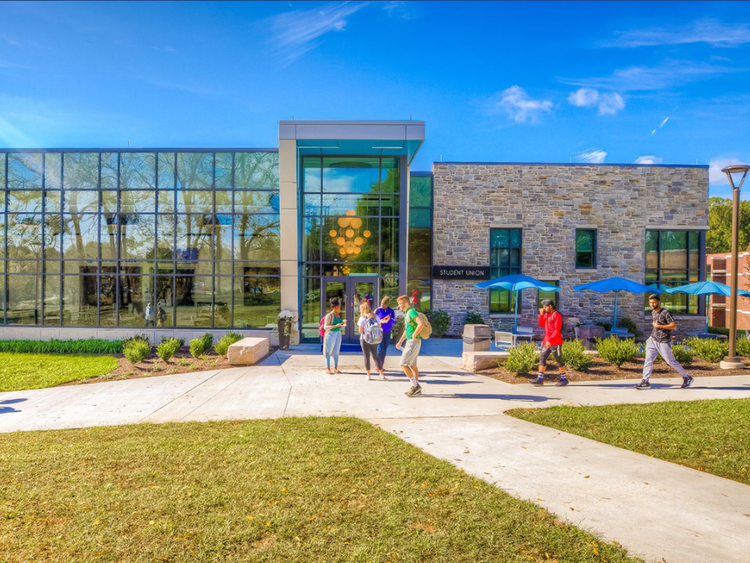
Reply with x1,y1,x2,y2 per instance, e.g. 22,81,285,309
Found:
432,266,491,280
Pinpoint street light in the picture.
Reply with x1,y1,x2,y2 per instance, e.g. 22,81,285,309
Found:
720,163,750,370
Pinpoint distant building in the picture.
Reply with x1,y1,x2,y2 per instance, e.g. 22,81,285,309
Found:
707,248,750,330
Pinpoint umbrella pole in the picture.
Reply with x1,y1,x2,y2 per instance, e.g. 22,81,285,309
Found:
514,291,519,332
613,291,618,329
706,294,710,334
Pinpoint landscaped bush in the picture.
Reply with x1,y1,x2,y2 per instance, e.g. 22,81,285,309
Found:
561,339,592,372
502,343,539,376
734,335,750,358
215,332,243,357
161,335,185,347
425,309,450,337
122,334,150,348
123,339,151,365
672,344,694,365
190,333,214,358
686,337,728,364
464,311,486,325
156,337,182,363
595,336,639,368
0,338,124,355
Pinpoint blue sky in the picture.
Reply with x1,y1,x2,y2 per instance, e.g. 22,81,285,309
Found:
1,1,749,198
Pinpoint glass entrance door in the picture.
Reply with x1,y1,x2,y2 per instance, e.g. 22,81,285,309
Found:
322,277,378,344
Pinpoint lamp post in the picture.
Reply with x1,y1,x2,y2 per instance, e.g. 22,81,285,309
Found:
720,164,750,370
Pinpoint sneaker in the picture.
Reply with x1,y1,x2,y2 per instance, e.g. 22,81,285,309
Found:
379,373,385,380
412,385,422,396
365,375,372,381
634,380,651,390
681,376,694,388
405,386,418,397
555,378,569,387
531,376,544,386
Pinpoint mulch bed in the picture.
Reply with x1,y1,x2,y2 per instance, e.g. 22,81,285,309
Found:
481,356,750,384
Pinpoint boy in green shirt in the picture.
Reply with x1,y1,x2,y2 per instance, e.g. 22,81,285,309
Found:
395,295,425,396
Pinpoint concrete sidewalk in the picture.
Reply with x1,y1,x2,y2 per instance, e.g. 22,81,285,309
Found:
1,349,749,562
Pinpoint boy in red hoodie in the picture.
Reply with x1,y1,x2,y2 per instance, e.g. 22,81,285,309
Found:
532,299,568,386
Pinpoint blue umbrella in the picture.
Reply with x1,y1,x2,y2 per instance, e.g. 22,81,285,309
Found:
573,277,657,329
665,281,750,333
475,274,560,331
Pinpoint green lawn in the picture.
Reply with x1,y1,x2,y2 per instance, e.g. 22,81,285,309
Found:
508,399,750,485
0,352,118,392
0,417,637,563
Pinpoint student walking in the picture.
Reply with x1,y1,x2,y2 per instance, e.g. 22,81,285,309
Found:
375,296,396,369
532,299,568,386
358,301,384,381
635,294,694,390
395,294,425,396
322,297,345,375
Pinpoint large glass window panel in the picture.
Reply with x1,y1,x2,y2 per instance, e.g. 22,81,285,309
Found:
233,214,280,261
156,214,175,260
99,274,117,326
43,274,61,325
302,157,322,192
409,208,430,228
120,214,156,260
64,153,99,190
158,190,175,213
44,214,62,260
62,214,98,260
8,260,41,274
121,190,156,213
101,153,118,190
321,193,380,216
322,216,377,263
176,214,212,262
8,190,43,213
62,262,96,275
380,195,400,217
575,229,596,269
645,230,658,269
215,190,232,213
177,152,213,190
234,262,281,276
235,191,279,214
322,157,380,193
0,153,5,189
214,215,232,261
660,231,688,269
303,217,321,262
490,228,522,314
119,275,155,327
215,153,232,189
158,152,176,189
175,274,213,327
380,217,399,263
408,227,431,266
7,214,42,260
120,153,156,190
177,190,214,213
303,194,321,216
235,152,278,191
64,190,99,213
406,279,431,312
8,153,43,190
155,276,174,327
45,190,62,212
7,275,42,325
0,215,4,258
301,277,321,339
409,175,432,207
62,275,98,326
380,158,400,193
214,276,232,327
689,231,700,270
233,276,280,328
101,191,118,213
99,215,118,260
45,153,62,189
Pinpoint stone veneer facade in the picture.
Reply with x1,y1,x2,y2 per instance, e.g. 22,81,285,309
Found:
431,163,709,337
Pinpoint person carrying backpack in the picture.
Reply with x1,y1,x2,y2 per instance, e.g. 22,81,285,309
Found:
375,296,396,369
358,301,384,380
395,294,431,396
532,299,568,387
321,297,345,375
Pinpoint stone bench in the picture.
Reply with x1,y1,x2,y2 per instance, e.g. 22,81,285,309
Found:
462,349,598,373
227,337,270,366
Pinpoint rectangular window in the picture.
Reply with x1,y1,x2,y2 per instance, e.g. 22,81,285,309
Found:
645,230,702,315
575,229,597,269
490,228,522,314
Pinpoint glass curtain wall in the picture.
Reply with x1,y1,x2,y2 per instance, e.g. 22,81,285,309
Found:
407,173,432,311
0,150,280,329
301,156,401,340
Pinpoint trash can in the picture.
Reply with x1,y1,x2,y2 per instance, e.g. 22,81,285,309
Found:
463,324,492,352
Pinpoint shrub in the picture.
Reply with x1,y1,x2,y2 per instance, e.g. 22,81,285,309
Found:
189,333,214,358
686,337,728,364
595,336,639,367
425,309,450,337
671,344,694,365
0,338,124,354
156,337,182,363
161,335,185,347
734,335,750,358
596,321,612,331
561,339,592,372
123,339,151,365
464,311,486,325
215,332,243,356
502,343,539,376
123,334,150,348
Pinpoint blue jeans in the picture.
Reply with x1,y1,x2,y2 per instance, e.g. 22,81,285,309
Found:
324,331,342,369
377,330,391,367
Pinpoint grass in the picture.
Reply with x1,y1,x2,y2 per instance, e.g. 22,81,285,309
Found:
0,352,119,392
508,399,750,485
0,417,638,563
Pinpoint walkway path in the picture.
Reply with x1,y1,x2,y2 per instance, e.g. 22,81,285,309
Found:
1,345,749,562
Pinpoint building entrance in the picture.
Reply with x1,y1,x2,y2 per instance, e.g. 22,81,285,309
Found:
322,276,378,344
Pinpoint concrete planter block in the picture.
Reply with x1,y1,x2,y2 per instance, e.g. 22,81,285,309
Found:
227,337,270,366
462,351,509,372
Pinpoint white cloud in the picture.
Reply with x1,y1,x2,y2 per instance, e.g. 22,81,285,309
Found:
709,157,750,185
488,86,553,124
383,1,410,18
576,149,607,164
635,156,663,165
265,2,368,64
568,88,599,108
651,116,670,135
597,92,625,115
603,19,750,48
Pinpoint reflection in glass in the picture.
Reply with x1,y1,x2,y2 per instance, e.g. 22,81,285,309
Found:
301,277,321,339
235,152,278,190
7,276,42,325
380,159,400,193
215,190,232,213
408,227,431,266
158,190,175,213
7,214,42,260
46,153,63,189
8,191,43,213
175,274,213,327
100,215,118,260
44,214,62,259
121,190,156,213
214,276,232,327
177,190,213,213
99,274,117,326
156,215,175,260
44,275,61,325
176,214,212,262
62,275,98,326
158,152,176,189
120,214,156,260
407,279,430,312
233,214,280,261
215,153,232,189
64,153,99,190
120,153,156,190
101,153,118,189
233,276,280,328
235,190,278,214
45,191,62,213
322,157,380,193
380,217,399,263
322,216,377,263
119,275,155,327
63,214,98,260
214,215,232,261
8,153,43,190
155,276,174,327
177,152,213,190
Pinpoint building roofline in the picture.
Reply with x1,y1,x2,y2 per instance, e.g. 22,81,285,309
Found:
0,148,279,153
279,120,424,126
435,161,708,169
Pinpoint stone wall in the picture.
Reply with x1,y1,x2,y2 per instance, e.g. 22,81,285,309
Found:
431,163,709,338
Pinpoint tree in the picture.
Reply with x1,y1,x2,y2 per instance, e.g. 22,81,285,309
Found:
706,197,750,254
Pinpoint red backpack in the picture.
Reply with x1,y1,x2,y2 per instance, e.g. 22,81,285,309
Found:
318,313,332,337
